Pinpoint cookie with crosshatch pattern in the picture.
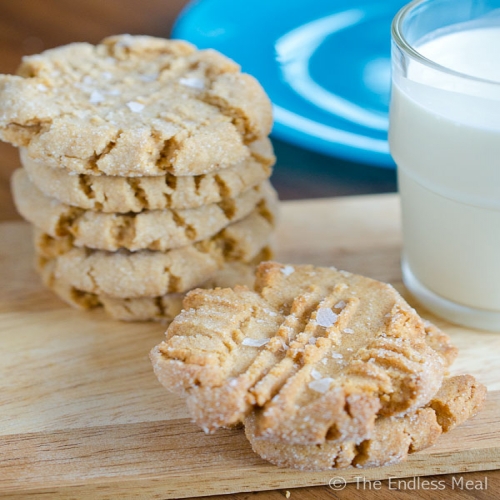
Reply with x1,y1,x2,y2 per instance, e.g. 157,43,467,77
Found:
0,35,272,176
245,375,486,470
150,262,456,444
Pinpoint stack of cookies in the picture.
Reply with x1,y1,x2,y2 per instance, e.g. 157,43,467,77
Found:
2,35,278,321
151,262,487,470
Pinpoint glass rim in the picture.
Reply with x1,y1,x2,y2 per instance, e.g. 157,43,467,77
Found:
391,0,500,86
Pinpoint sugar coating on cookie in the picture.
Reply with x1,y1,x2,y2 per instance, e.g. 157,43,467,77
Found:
35,202,277,298
13,168,276,252
20,137,275,213
244,375,486,470
0,35,273,176
37,249,272,322
150,262,455,444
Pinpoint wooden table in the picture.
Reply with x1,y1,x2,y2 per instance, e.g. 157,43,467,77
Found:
0,1,497,499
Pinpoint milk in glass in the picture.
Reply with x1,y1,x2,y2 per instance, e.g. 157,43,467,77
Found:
389,24,500,316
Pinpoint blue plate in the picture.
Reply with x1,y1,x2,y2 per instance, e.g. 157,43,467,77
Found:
173,0,407,168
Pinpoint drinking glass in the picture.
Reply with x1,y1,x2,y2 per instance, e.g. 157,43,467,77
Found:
389,0,500,330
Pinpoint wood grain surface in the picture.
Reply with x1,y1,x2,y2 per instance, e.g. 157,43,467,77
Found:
1,195,499,499
0,1,495,499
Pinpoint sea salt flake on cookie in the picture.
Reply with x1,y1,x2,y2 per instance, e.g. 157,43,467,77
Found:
308,378,334,394
316,308,338,327
179,77,205,89
126,101,144,112
280,265,295,276
264,308,277,317
90,90,105,104
242,338,270,347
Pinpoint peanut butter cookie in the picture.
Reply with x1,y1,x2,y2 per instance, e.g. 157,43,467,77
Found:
0,35,272,176
20,138,274,213
150,262,454,444
35,204,276,299
245,375,486,470
13,168,276,252
38,248,272,322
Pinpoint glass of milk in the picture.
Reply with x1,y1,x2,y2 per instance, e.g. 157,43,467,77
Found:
389,0,500,330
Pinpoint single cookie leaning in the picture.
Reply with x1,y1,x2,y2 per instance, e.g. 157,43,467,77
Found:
20,138,274,213
0,35,272,176
150,262,453,444
35,203,277,299
245,375,486,470
37,247,272,322
13,168,276,252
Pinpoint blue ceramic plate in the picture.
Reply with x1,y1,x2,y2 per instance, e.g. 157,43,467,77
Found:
173,0,408,168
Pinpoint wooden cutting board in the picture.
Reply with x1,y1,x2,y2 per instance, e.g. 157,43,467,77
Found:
1,194,499,499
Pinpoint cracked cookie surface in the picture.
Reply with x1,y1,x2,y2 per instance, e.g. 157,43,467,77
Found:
13,168,276,252
20,138,274,212
150,262,455,444
245,374,486,470
37,247,272,322
0,35,273,176
35,201,277,298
